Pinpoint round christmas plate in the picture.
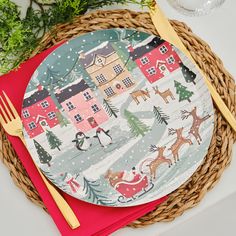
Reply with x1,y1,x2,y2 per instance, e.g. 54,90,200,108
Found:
21,29,214,207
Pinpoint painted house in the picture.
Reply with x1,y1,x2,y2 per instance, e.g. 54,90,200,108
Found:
129,36,181,84
55,79,108,132
80,42,135,99
22,85,60,138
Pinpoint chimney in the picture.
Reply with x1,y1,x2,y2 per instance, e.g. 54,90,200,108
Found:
127,44,134,53
37,84,43,91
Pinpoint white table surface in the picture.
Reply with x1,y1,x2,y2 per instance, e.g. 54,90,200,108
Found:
1,1,235,235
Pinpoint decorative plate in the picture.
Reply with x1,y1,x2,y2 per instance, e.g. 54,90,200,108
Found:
21,29,214,207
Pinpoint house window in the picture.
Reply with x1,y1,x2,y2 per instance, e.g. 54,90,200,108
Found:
47,111,56,120
66,101,75,111
97,58,103,64
104,87,115,97
147,67,156,75
28,122,36,130
22,110,30,118
159,45,168,54
83,91,92,100
140,56,149,65
91,104,100,113
167,55,175,64
95,74,106,84
113,64,123,74
74,114,82,122
41,100,49,108
122,77,133,88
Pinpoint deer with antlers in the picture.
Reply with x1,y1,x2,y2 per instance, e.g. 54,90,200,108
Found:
148,145,172,180
168,127,193,163
130,88,150,105
181,107,211,145
153,86,175,104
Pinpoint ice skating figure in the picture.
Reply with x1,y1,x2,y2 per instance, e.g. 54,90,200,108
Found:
60,172,80,193
130,88,150,105
94,127,112,148
72,131,92,151
104,167,154,203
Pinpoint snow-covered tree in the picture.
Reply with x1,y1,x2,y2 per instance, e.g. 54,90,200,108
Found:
153,106,170,125
103,99,119,118
174,80,194,103
46,130,62,151
33,139,52,167
124,109,150,137
56,111,70,127
180,62,196,85
83,177,114,206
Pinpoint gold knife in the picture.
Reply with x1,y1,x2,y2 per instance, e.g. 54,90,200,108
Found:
149,1,236,132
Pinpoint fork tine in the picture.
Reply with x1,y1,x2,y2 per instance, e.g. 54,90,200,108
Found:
0,103,10,123
0,94,14,120
2,91,19,118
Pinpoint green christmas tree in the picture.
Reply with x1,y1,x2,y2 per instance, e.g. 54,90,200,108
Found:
103,99,119,118
124,109,150,137
56,111,70,127
46,130,62,151
174,80,194,103
83,177,114,206
33,139,52,167
153,106,170,125
180,62,196,85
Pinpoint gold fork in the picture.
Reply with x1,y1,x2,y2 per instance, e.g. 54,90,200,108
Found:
0,91,80,229
150,2,236,132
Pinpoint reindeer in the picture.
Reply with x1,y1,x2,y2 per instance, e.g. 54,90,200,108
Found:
130,88,150,105
181,107,211,145
104,169,124,187
153,86,175,104
148,145,172,180
168,127,193,163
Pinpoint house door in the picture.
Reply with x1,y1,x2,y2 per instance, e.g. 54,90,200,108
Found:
159,64,169,76
39,119,49,131
87,117,98,128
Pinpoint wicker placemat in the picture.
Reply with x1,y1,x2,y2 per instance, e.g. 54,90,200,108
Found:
0,9,235,228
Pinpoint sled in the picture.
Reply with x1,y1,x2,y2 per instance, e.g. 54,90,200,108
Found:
115,174,154,203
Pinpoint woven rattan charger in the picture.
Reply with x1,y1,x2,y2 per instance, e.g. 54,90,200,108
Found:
0,9,235,228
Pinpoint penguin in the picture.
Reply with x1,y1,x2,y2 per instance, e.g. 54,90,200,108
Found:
72,132,91,151
94,127,112,147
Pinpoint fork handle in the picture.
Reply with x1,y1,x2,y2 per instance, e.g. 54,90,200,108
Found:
20,136,80,229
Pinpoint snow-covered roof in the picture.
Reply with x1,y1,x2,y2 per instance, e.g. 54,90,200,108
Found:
129,36,165,61
79,42,115,68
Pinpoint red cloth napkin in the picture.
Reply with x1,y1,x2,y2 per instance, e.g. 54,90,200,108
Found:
0,44,167,236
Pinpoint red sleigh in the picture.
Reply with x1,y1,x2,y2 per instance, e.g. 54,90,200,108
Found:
114,174,154,203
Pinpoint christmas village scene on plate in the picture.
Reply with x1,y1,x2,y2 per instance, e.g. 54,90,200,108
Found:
22,29,214,207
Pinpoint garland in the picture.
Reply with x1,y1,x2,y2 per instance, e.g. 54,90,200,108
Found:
0,0,152,74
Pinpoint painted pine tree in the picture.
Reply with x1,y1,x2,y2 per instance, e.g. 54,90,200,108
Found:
153,106,170,125
83,177,114,206
174,80,194,103
33,139,52,167
180,62,196,85
46,130,62,151
103,99,119,118
56,111,70,127
124,109,150,137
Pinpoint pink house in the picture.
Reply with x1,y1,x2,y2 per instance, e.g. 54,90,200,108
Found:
129,36,182,83
55,79,108,132
22,85,60,138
